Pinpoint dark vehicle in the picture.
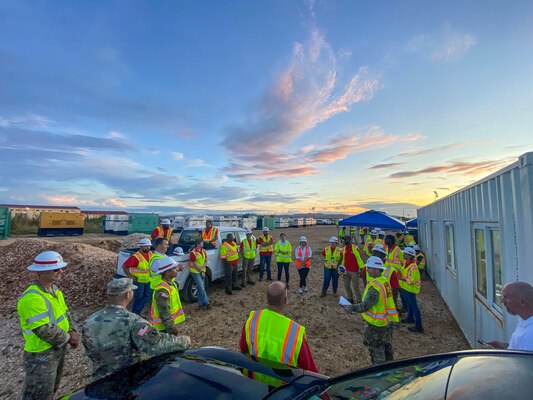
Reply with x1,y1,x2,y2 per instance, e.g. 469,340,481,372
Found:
64,348,533,399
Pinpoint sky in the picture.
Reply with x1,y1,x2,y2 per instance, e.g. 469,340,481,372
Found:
1,0,532,217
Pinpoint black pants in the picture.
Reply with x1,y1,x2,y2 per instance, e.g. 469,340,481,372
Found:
297,268,310,287
277,262,290,283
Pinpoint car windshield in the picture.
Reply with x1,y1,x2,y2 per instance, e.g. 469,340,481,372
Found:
306,357,455,400
177,229,202,247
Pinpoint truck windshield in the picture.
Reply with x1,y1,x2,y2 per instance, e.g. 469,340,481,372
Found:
177,229,202,247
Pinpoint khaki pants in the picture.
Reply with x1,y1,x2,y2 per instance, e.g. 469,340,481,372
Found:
23,346,66,400
342,271,362,302
241,257,255,285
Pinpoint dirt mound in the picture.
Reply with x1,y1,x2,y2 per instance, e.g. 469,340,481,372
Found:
2,238,117,315
117,233,150,249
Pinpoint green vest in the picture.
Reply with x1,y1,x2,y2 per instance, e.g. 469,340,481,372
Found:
399,262,421,294
190,248,207,274
245,309,305,368
151,280,185,330
149,252,166,289
274,240,292,263
130,251,152,283
324,246,342,269
361,277,399,327
242,238,257,259
18,284,70,352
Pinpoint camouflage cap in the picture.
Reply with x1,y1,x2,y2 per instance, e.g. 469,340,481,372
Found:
107,278,138,295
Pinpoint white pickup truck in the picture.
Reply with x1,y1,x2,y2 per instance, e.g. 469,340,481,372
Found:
116,226,259,303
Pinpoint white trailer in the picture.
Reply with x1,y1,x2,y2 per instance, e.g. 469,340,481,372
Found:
184,216,207,228
417,152,533,349
241,217,258,230
275,217,290,228
290,218,304,227
213,216,241,227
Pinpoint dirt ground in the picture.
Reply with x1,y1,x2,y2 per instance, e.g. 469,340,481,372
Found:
0,226,470,399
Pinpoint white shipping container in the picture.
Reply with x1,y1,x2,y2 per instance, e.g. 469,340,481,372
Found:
290,218,304,227
241,217,258,230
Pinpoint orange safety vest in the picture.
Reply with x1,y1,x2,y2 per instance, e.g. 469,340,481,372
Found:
202,226,219,244
295,246,311,268
154,226,173,241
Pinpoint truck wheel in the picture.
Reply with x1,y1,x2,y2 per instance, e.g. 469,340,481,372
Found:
182,274,210,303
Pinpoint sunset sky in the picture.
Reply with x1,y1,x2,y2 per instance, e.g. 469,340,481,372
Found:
1,1,532,217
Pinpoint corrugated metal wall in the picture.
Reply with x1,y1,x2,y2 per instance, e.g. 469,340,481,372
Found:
417,152,533,347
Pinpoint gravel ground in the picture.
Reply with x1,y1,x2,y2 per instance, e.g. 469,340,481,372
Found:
0,226,470,399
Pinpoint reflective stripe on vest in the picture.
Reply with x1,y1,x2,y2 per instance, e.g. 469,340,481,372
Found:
202,227,218,242
259,235,273,253
243,238,257,259
190,248,207,274
361,278,398,326
324,246,342,269
295,247,311,268
400,262,421,294
244,309,305,368
221,241,239,262
18,286,70,352
151,281,185,329
129,251,152,283
155,226,173,241
385,246,403,271
274,240,292,263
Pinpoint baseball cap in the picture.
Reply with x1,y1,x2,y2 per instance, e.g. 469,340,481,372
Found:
107,278,137,295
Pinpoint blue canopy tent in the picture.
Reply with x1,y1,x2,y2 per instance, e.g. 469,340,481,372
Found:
406,218,417,228
338,210,406,231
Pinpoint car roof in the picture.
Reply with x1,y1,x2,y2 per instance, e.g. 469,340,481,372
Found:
185,226,248,232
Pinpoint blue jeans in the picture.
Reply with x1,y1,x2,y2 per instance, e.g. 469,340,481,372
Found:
399,288,408,311
191,272,209,306
322,268,339,293
259,255,272,279
277,262,290,283
132,282,153,315
403,290,422,328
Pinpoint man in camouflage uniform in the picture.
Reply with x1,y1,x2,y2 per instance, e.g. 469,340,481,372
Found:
344,256,398,364
17,251,80,400
82,278,191,380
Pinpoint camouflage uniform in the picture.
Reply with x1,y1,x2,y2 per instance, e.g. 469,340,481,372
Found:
351,286,394,365
82,304,190,380
19,283,77,400
154,289,179,334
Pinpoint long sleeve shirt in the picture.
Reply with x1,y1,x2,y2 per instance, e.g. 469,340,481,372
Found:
350,286,379,313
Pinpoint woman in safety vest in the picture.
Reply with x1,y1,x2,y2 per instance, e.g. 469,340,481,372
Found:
294,236,312,294
274,232,292,288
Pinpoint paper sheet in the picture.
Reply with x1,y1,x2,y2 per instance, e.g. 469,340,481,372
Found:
338,295,352,306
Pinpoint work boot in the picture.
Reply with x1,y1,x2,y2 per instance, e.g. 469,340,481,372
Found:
401,318,415,324
297,287,303,294
303,286,309,292
333,290,337,295
232,286,242,291
258,277,263,282
408,326,424,333
320,291,327,298
266,277,273,282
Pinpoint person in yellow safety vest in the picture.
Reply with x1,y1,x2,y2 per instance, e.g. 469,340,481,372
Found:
413,244,426,278
395,232,405,248
399,247,424,333
189,239,210,310
274,232,292,288
240,281,319,372
343,256,398,365
384,235,405,313
122,237,153,315
148,238,170,291
338,235,364,303
338,226,346,241
17,251,79,400
258,227,274,281
151,218,173,242
320,236,343,297
295,236,312,294
239,229,257,287
359,227,367,245
202,219,219,249
349,226,357,242
375,230,385,246
367,244,387,285
404,231,416,246
220,233,241,295
364,230,378,257
150,257,186,334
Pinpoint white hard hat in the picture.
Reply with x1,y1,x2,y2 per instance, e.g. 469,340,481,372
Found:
161,218,171,225
263,227,269,231
299,236,308,242
338,265,347,275
413,245,420,251
139,238,152,247
245,229,252,234
173,247,185,256
403,247,416,257
329,236,339,243
378,230,385,236
365,256,385,270
151,257,179,275
372,244,387,255
28,251,68,272
370,230,378,235
407,241,416,247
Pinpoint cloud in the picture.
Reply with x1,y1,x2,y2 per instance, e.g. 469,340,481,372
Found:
388,159,511,179
408,24,477,62
187,158,210,168
171,152,184,161
369,162,405,170
0,113,50,129
220,22,381,178
395,142,468,158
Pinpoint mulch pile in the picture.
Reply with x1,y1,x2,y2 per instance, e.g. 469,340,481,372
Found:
1,239,117,315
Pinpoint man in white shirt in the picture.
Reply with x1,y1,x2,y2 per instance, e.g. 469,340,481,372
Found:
488,281,533,351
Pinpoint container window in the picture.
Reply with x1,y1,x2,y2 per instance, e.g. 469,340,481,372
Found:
490,229,502,307
445,222,457,274
474,228,487,298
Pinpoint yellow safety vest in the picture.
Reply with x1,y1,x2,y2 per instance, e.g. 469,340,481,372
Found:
374,238,384,246
359,227,365,235
338,229,346,238
17,284,70,352
242,238,257,260
202,227,219,244
220,241,239,262
350,226,356,234
259,235,273,254
149,252,166,289
361,277,399,327
151,280,185,330
274,240,292,263
244,309,305,368
364,236,375,256
154,226,173,241
385,246,403,272
190,248,207,274
324,246,342,269
341,244,364,270
130,251,152,283
400,262,421,294
417,252,426,270
405,234,415,245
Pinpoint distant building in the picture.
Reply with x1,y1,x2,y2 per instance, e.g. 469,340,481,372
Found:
81,210,129,220
0,204,81,219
